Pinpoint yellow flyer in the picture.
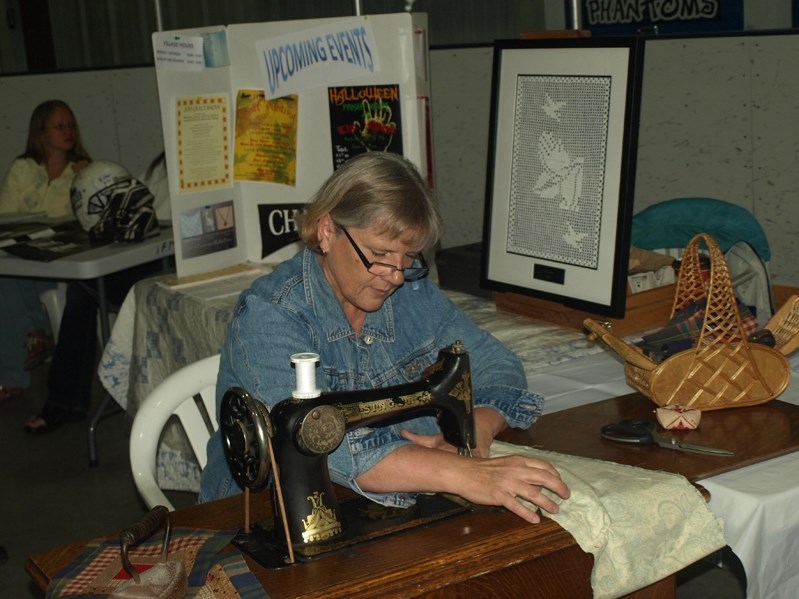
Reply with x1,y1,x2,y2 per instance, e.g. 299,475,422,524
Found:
234,89,298,186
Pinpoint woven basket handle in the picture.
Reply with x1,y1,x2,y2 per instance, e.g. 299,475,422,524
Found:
672,233,711,315
674,233,748,347
583,318,656,371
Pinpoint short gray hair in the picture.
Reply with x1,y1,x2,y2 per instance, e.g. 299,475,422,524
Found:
297,152,442,250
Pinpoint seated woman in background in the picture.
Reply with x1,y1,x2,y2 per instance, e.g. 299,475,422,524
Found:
0,99,91,402
199,152,570,523
21,147,168,434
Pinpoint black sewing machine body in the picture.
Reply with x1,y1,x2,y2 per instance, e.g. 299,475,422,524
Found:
220,341,476,565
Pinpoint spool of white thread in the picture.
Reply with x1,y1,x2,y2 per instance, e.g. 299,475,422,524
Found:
291,353,321,398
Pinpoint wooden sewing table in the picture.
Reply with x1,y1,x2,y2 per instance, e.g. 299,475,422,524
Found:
26,393,799,598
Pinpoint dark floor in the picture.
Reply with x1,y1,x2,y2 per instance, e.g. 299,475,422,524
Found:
0,361,747,598
0,361,195,598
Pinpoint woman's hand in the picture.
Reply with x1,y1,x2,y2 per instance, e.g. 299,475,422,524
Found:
389,407,571,524
446,453,570,524
358,442,571,525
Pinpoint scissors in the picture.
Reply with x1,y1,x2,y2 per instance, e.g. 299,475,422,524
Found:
601,419,734,456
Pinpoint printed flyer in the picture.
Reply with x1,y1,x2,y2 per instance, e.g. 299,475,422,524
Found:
328,84,403,169
234,89,298,185
176,95,231,192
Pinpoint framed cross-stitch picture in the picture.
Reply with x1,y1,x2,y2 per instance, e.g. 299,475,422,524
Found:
482,37,644,317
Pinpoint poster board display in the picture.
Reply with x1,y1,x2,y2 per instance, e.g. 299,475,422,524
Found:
152,14,432,277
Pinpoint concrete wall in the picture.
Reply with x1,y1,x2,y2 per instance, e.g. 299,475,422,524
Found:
430,35,799,285
0,67,163,180
2,31,798,283
634,34,799,284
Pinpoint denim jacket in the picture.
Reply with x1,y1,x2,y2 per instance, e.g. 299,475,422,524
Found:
199,248,543,507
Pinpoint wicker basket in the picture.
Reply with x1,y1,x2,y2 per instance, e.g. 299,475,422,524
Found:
584,233,791,411
765,294,799,356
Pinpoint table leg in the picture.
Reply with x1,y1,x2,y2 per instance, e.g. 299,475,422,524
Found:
85,258,174,467
88,276,114,467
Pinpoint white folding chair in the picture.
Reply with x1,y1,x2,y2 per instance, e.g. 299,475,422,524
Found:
39,283,68,343
129,354,220,510
40,282,116,345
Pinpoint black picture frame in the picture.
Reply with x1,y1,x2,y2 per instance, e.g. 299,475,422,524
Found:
481,37,644,317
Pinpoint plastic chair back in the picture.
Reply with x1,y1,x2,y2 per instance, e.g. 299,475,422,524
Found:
130,354,220,510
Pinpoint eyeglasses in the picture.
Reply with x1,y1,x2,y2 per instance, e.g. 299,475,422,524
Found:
340,227,429,281
48,123,77,131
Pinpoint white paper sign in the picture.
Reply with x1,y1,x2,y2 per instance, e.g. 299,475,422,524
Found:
153,33,205,72
256,17,380,99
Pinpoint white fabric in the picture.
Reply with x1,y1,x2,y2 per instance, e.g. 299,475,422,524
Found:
725,240,774,322
693,350,799,599
0,157,78,218
98,287,137,408
628,264,676,293
491,441,726,599
699,454,799,599
526,351,633,415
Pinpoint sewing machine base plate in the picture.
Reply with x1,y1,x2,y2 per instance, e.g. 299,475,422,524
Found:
232,492,474,568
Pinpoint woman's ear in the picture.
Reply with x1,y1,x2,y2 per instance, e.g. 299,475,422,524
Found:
317,213,335,254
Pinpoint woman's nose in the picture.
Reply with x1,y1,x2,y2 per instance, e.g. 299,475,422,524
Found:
384,267,404,282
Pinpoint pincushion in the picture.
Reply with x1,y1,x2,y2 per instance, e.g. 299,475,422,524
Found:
656,405,701,430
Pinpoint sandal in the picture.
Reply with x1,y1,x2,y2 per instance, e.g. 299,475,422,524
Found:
0,386,24,402
23,405,85,435
25,329,55,371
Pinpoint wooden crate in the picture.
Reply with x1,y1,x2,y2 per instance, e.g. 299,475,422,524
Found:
494,284,676,337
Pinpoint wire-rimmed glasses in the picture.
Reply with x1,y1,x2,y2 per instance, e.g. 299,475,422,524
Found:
48,122,77,132
340,227,429,281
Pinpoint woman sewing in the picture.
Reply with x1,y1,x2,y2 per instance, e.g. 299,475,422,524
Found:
199,152,569,523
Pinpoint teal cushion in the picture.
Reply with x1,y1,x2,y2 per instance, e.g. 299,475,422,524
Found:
631,198,770,261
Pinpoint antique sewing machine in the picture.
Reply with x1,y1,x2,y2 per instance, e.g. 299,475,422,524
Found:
219,340,476,566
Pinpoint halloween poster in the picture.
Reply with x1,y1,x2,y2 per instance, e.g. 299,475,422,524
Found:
328,84,403,169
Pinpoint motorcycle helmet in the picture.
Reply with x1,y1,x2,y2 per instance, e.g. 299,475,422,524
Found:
70,160,132,232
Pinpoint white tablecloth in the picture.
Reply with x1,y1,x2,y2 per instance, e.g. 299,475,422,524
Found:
700,454,799,599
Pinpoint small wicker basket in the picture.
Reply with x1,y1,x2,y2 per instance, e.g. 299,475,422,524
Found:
764,295,799,356
584,233,792,411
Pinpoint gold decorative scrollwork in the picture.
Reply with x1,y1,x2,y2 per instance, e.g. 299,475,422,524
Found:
449,371,472,412
301,491,342,543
